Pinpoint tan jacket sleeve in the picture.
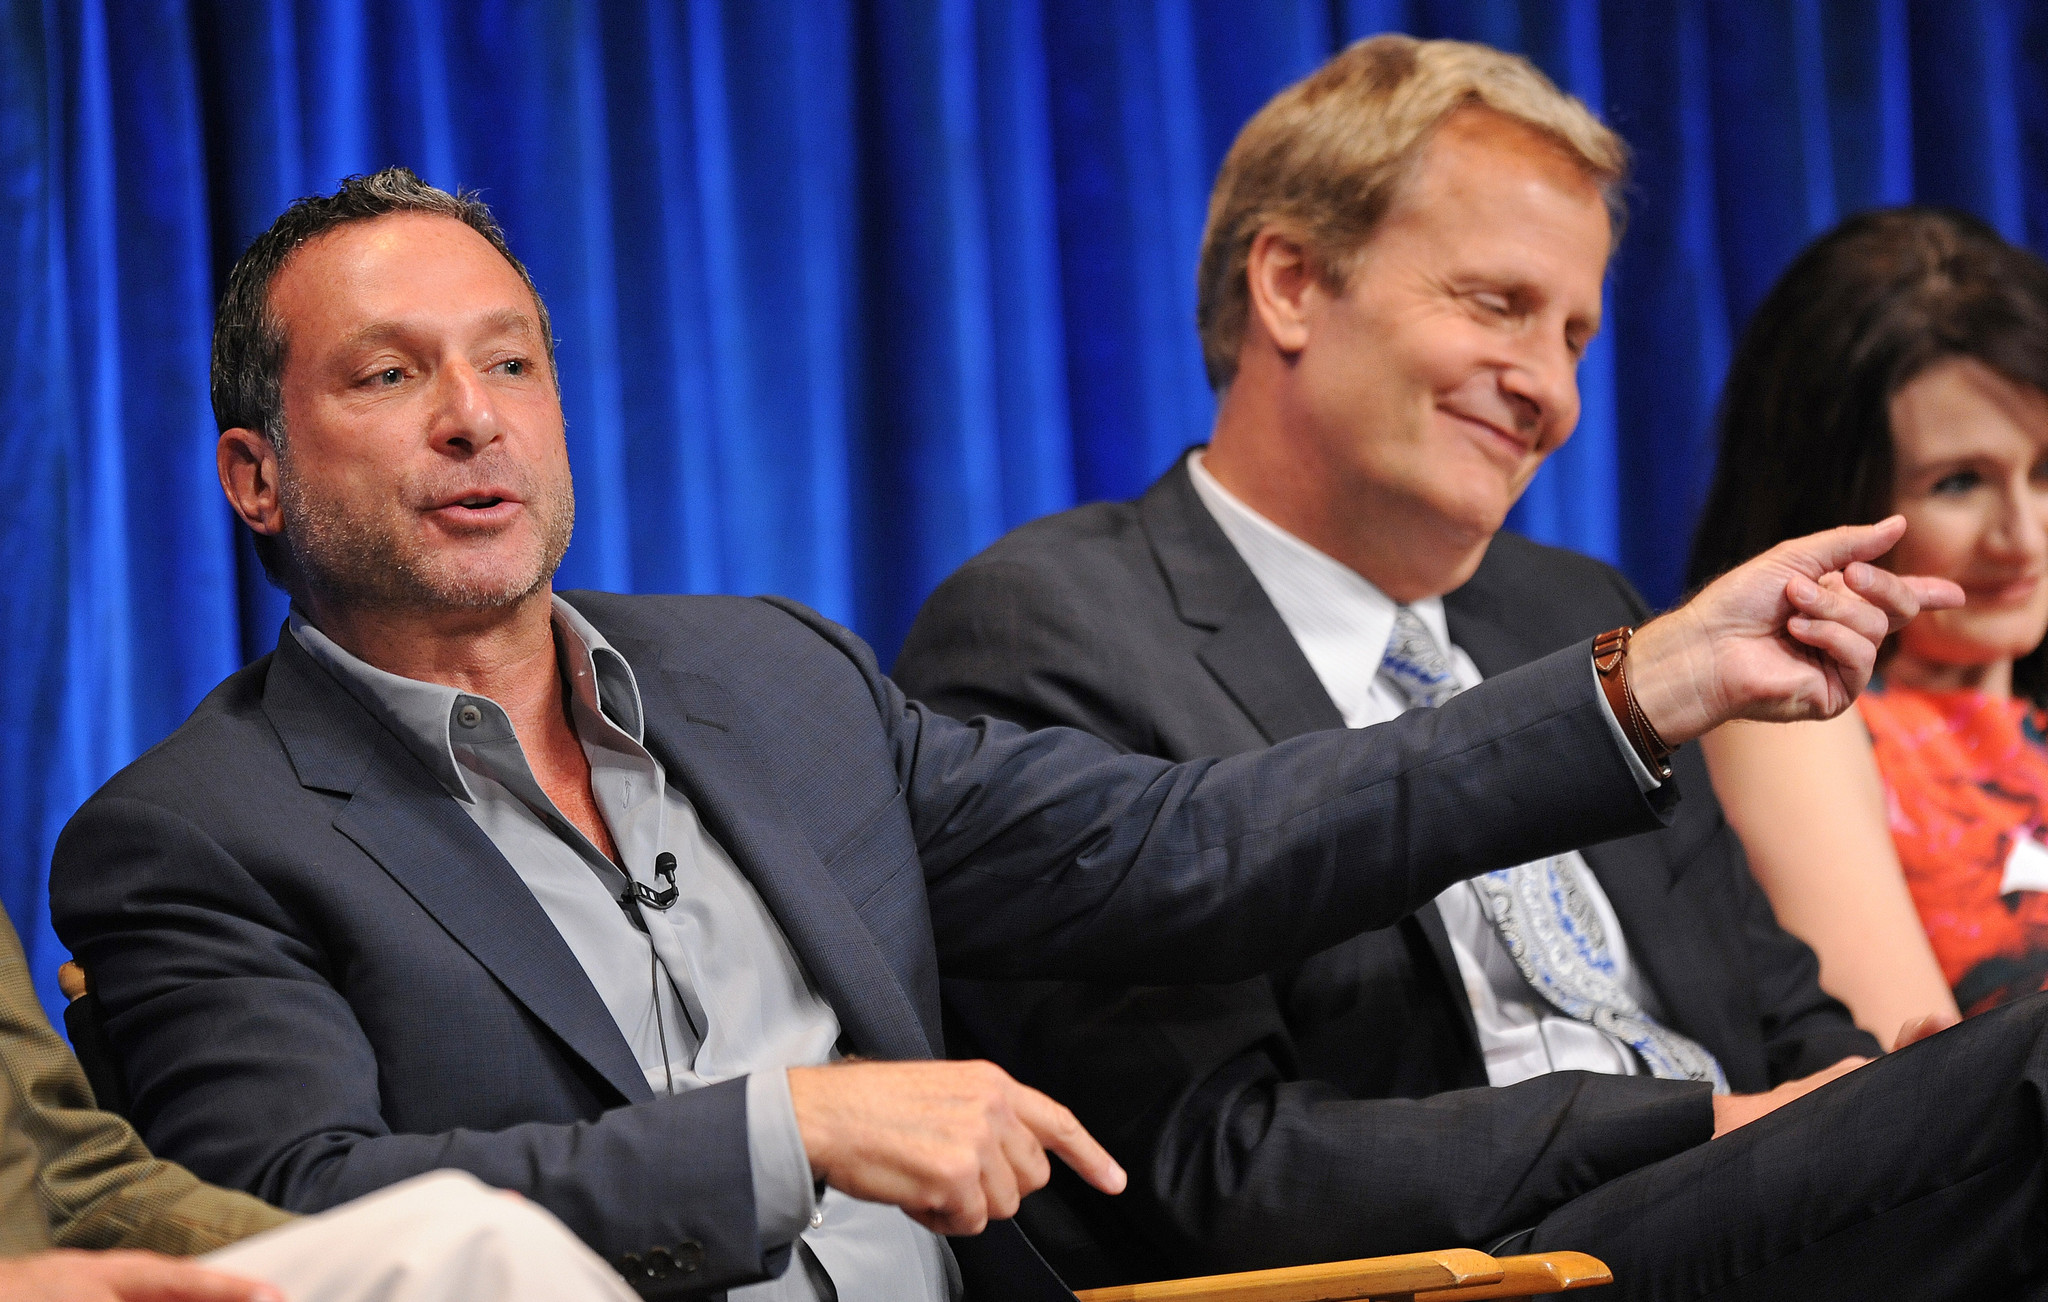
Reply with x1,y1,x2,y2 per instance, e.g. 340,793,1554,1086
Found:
0,902,292,1257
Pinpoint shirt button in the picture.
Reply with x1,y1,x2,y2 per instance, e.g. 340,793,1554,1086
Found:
457,703,483,729
808,1208,824,1230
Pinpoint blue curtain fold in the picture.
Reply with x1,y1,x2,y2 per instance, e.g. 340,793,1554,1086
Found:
10,0,2048,1021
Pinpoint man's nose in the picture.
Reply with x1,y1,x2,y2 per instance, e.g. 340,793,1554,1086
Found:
1501,337,1579,450
427,362,504,455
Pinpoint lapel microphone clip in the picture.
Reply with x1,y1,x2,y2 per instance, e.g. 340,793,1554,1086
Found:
631,851,680,911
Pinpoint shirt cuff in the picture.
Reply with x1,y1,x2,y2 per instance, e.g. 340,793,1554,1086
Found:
1592,655,1662,792
746,1068,820,1251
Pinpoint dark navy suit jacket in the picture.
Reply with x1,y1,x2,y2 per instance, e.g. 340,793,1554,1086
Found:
895,459,1878,1284
52,590,1668,1298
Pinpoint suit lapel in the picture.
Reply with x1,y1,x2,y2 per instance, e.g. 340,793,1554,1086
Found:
631,659,937,1062
1142,460,1477,1052
1441,569,1529,686
265,633,654,1106
1141,460,1344,743
1195,593,1347,742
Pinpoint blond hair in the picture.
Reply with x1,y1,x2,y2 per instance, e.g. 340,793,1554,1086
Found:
1196,34,1628,390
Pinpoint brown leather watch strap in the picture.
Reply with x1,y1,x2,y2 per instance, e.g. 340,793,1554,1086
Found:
1593,626,1675,781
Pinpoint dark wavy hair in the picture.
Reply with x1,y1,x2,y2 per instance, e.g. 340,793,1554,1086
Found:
1686,206,2048,701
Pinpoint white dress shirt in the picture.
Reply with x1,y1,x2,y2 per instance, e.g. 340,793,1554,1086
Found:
1187,452,1674,1085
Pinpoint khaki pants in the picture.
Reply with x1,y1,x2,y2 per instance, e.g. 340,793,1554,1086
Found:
204,1171,638,1302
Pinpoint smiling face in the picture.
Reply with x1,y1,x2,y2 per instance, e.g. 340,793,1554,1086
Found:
1231,108,1610,598
1886,356,2048,692
257,211,574,616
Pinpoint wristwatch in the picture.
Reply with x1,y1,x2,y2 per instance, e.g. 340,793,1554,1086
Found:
1593,626,1675,781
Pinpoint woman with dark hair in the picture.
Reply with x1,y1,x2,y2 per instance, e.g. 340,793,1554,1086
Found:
1691,206,2048,1040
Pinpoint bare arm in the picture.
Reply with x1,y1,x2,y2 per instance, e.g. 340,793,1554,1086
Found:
1702,715,1958,1047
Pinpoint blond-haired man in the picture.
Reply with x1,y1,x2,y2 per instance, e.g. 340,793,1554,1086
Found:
897,34,2048,1300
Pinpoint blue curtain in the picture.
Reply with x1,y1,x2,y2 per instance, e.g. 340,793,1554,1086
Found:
7,0,2048,1021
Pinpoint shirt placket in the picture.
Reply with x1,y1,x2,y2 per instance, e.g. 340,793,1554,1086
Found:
452,696,709,1085
582,728,719,1072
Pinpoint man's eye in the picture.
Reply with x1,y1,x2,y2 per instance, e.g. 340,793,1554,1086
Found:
1473,293,1512,315
502,359,524,377
376,367,404,386
1931,470,1981,496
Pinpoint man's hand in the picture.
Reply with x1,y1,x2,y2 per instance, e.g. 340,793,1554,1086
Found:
0,1251,282,1302
1629,517,1964,744
1710,1055,1868,1138
1892,1009,1961,1052
787,1059,1127,1236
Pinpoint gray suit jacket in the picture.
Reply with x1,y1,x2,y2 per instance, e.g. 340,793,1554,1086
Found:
52,590,1670,1299
895,456,1877,1284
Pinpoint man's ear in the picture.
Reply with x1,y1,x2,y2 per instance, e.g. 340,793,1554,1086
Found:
1244,227,1319,357
218,428,284,537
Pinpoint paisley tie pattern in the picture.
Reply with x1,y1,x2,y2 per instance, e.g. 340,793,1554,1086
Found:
1380,606,1728,1091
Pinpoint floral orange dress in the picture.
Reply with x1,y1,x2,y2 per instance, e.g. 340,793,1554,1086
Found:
1859,682,2048,1014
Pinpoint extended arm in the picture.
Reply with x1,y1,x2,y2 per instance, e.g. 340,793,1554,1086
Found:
873,520,1956,983
882,628,1666,981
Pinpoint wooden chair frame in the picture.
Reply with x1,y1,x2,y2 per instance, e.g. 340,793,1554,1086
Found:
1073,1248,1610,1302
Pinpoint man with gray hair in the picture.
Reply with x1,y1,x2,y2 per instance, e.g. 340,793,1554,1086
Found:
898,33,2048,1300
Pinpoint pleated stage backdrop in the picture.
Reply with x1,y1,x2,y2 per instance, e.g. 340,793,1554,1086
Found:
7,0,2048,1020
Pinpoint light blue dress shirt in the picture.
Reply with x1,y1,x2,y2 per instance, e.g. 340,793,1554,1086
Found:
291,599,959,1302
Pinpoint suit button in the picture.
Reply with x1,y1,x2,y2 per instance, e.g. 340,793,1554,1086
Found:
646,1248,676,1279
619,1253,645,1278
675,1241,705,1274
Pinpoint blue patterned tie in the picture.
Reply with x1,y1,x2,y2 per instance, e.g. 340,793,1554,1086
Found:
1379,607,1727,1090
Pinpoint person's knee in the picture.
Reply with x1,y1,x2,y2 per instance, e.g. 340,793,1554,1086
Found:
377,1172,577,1257
358,1172,627,1297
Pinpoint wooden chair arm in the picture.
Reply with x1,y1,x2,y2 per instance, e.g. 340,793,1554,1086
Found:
1417,1252,1612,1299
1072,1248,1503,1302
1071,1248,1611,1302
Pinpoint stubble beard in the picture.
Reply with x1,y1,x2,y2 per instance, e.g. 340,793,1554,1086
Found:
277,457,576,615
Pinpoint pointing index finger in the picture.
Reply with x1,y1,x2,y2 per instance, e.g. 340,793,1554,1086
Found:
1902,575,1965,612
1011,1084,1127,1196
